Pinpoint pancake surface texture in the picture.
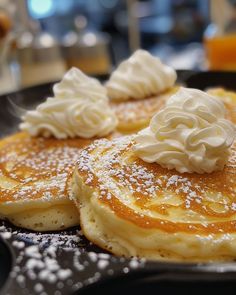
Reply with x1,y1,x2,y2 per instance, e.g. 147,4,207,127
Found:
111,88,177,133
0,132,92,231
207,88,236,124
72,136,236,262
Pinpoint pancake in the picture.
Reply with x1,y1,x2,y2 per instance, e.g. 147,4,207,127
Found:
72,136,236,262
110,87,178,134
0,131,93,231
207,88,236,124
111,87,236,134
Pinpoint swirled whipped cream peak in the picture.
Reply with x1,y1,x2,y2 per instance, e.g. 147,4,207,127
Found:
106,49,177,101
53,67,107,102
20,68,117,139
134,87,236,174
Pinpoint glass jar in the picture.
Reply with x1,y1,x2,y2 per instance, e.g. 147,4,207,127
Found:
204,0,236,70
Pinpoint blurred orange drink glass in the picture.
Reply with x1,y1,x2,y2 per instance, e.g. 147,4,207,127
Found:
204,33,236,70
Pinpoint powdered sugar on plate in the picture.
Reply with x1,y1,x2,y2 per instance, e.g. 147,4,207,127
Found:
0,221,146,295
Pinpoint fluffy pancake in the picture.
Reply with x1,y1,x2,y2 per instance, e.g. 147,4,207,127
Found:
110,87,178,134
207,87,236,105
72,136,236,262
0,131,93,231
207,88,236,124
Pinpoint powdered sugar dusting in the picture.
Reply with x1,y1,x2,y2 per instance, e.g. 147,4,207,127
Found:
0,222,146,294
75,136,236,232
111,93,167,123
0,134,91,203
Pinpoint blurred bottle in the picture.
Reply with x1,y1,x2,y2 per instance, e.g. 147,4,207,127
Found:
15,0,66,88
204,0,236,70
17,27,66,88
0,10,11,39
0,7,20,94
62,15,111,75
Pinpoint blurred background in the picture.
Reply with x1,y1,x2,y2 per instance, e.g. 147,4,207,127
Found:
0,0,235,94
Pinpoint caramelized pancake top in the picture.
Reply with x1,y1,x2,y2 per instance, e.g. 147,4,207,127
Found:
110,88,178,129
76,136,236,234
207,88,236,124
0,132,92,204
111,95,166,124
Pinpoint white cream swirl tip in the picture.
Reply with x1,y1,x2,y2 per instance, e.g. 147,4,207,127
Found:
134,87,236,174
53,67,107,102
106,49,177,101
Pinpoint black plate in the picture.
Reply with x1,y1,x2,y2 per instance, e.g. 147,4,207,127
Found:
0,238,13,293
1,71,236,295
185,70,236,91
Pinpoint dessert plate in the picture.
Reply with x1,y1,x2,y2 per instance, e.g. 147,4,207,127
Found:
1,71,236,295
185,70,236,91
0,237,13,293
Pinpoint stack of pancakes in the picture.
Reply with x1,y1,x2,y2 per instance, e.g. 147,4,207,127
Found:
0,51,176,232
0,132,92,231
1,52,236,262
72,135,236,261
71,86,236,262
0,78,171,231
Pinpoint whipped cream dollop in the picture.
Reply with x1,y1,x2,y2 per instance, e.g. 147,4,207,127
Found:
106,49,177,101
134,87,236,174
53,67,107,101
20,68,117,139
